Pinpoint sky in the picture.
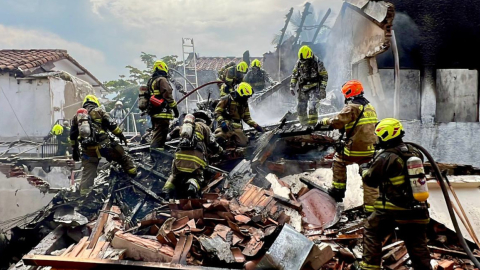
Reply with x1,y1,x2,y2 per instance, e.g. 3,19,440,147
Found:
0,0,342,82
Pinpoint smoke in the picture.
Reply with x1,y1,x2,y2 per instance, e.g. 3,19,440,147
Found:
377,12,421,68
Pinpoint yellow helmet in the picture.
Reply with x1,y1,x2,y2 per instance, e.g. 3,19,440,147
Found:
83,94,100,107
298,45,313,60
236,82,253,97
52,124,64,135
251,59,261,68
375,118,404,142
236,61,248,73
153,60,169,73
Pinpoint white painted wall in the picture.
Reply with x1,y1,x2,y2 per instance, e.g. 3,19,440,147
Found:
0,173,55,223
0,74,52,140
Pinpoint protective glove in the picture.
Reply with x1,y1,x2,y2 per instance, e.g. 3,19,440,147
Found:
359,163,371,178
290,87,296,96
320,118,330,126
314,118,331,131
72,147,80,162
173,107,180,118
221,121,229,133
118,134,128,146
254,124,264,133
43,135,50,142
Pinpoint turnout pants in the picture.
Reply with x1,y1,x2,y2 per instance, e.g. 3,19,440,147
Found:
79,142,137,195
332,154,379,212
57,142,69,156
163,164,204,197
361,209,432,270
214,127,248,147
151,118,171,150
297,86,326,126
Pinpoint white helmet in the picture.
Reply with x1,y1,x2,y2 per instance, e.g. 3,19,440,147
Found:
115,101,123,106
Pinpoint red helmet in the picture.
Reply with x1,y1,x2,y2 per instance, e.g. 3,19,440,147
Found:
341,80,364,99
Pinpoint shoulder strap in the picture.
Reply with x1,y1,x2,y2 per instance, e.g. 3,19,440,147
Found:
345,104,365,140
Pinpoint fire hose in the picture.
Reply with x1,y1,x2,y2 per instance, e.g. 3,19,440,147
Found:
177,81,223,104
406,142,480,268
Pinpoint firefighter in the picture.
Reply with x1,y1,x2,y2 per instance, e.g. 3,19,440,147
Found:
214,82,263,147
44,120,71,156
359,118,432,270
218,61,249,96
147,60,180,151
290,45,328,126
162,112,222,199
110,101,126,130
70,95,137,196
316,80,378,212
243,59,275,92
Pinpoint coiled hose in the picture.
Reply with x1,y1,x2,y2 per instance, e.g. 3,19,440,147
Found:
406,142,480,268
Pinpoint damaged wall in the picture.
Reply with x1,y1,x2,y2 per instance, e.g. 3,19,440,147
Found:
0,172,55,223
0,75,52,140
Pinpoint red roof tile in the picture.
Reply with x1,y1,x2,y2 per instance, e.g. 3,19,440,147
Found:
0,49,103,88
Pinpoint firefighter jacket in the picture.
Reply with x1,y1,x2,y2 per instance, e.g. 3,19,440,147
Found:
50,126,71,145
147,75,177,119
70,103,124,148
290,55,328,91
217,62,236,78
174,122,221,173
327,97,378,158
362,143,425,212
244,67,274,91
219,66,245,89
214,95,257,129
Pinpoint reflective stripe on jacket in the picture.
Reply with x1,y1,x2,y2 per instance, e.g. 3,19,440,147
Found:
329,100,378,157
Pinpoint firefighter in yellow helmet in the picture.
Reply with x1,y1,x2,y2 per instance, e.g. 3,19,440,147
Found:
359,118,431,270
243,59,275,92
70,94,137,196
290,45,328,126
218,61,248,96
315,80,378,212
146,60,180,152
214,82,263,147
162,113,222,199
44,120,71,156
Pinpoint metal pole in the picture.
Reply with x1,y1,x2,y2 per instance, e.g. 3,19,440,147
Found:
391,30,400,118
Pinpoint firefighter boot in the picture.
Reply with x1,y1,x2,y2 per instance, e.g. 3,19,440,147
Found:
161,181,175,201
186,178,201,199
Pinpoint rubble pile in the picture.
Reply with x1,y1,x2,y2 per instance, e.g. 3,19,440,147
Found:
1,119,479,270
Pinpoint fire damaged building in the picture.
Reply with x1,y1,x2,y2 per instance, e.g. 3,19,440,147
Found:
2,1,480,270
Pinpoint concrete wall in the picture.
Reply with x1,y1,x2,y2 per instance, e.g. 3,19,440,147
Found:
0,74,52,140
436,69,478,122
403,121,480,167
0,173,55,223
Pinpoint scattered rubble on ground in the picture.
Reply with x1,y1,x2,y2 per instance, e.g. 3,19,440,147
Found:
1,117,479,270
